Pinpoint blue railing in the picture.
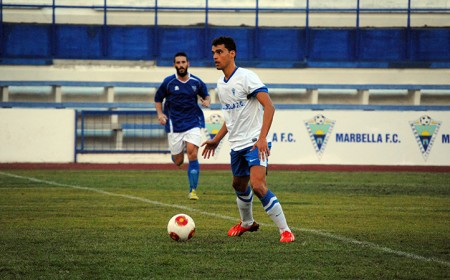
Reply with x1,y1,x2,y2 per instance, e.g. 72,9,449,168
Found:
1,80,450,109
76,110,169,158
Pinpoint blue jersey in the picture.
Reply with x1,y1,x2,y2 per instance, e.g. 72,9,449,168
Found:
154,73,209,133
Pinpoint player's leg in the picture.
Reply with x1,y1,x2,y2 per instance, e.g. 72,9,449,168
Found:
228,149,259,236
250,165,287,230
248,150,295,242
233,175,253,226
186,142,200,199
168,132,184,167
184,128,202,200
171,153,184,167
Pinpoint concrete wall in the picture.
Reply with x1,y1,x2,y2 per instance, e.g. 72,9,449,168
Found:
0,109,75,163
2,64,450,86
2,64,450,106
1,108,449,166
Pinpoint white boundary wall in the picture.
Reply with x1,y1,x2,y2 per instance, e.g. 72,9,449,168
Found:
0,109,75,163
265,110,450,166
1,108,449,166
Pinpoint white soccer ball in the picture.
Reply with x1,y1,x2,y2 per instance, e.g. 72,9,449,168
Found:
419,115,431,126
167,213,196,241
314,114,326,125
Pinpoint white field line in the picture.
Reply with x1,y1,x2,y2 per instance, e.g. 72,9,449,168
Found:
1,170,449,268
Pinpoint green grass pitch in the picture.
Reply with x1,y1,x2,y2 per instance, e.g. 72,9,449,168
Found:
0,169,449,279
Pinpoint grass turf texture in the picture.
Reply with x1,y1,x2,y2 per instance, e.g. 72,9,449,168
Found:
0,169,449,279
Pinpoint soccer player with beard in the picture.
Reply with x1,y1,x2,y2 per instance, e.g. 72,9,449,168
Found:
155,52,210,200
201,37,295,242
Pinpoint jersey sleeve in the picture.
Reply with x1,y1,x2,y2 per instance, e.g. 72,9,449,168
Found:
191,74,209,99
245,70,268,98
154,79,168,103
198,80,209,99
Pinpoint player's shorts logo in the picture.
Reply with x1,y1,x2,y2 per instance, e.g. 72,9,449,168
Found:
409,115,441,161
305,114,335,159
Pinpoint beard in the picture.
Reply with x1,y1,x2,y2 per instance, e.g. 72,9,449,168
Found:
176,66,188,77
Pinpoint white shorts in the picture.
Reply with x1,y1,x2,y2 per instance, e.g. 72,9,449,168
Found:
168,127,202,155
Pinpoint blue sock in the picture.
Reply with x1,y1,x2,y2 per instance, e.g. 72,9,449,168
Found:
188,160,199,192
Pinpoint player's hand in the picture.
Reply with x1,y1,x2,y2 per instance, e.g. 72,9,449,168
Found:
200,98,210,108
157,114,167,125
201,139,219,159
251,138,270,161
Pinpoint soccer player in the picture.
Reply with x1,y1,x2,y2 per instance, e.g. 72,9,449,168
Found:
155,52,210,200
201,36,295,242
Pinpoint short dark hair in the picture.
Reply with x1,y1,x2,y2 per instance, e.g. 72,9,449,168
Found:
173,52,188,63
212,36,236,52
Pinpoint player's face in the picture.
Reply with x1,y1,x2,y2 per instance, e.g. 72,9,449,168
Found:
174,56,189,77
212,44,235,71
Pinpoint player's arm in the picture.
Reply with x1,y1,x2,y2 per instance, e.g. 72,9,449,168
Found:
155,102,167,125
199,81,211,108
154,80,168,125
253,91,275,159
201,122,228,159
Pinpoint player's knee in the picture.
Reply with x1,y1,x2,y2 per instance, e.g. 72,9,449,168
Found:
187,152,198,161
232,179,248,193
171,154,184,166
250,174,267,197
186,147,199,161
251,184,267,198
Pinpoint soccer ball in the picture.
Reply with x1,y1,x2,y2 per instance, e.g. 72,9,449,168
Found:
167,214,196,241
314,114,326,125
419,115,431,126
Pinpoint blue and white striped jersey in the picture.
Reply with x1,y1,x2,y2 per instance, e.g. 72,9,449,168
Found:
155,73,209,133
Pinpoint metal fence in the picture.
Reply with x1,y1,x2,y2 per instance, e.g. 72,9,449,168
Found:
2,0,450,28
76,110,169,156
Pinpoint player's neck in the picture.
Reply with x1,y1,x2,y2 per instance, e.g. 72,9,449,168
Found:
177,73,190,82
223,64,237,80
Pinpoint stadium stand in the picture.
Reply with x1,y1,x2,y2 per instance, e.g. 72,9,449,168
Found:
2,81,450,106
0,0,449,107
1,1,449,165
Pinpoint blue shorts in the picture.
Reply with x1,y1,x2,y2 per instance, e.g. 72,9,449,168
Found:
230,143,271,177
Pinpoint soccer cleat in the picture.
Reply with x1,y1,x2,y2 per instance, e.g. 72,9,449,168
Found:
228,221,259,237
280,231,295,243
188,190,199,200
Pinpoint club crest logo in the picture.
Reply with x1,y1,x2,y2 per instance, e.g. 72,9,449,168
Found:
409,115,441,160
305,114,335,158
203,113,225,158
205,113,224,139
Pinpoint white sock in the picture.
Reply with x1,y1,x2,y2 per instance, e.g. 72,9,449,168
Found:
260,190,291,233
236,186,254,228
